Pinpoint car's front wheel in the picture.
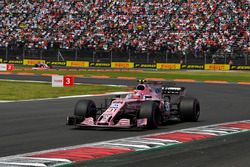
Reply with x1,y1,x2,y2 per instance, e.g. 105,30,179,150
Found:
139,101,161,129
74,100,97,121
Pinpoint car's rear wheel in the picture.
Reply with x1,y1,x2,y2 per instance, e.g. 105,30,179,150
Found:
179,97,200,122
74,100,97,121
139,101,161,129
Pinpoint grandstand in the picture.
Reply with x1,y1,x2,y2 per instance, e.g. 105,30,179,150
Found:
0,0,249,64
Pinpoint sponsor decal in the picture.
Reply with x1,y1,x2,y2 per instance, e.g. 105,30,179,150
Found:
51,75,74,87
66,61,89,67
116,119,130,126
82,117,94,125
0,64,6,71
230,65,250,70
156,63,181,70
134,63,156,68
23,59,45,65
63,76,74,87
155,88,161,94
89,62,111,67
6,64,14,71
110,103,121,109
111,62,134,68
181,64,204,70
46,61,66,66
52,75,64,87
0,64,14,71
205,64,230,70
4,60,23,64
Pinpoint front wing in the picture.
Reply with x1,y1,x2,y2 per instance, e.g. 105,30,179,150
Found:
69,117,148,129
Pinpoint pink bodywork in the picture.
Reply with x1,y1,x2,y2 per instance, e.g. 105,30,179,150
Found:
81,84,164,128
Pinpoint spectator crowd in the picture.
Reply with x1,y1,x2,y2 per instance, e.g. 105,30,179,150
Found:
0,0,249,56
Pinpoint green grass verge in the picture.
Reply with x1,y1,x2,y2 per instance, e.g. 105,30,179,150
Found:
14,69,250,82
0,81,130,100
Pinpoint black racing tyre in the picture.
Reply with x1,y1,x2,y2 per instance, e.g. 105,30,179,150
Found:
179,97,200,122
139,101,161,129
74,100,97,120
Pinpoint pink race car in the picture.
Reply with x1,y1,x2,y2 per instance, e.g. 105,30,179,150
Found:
67,80,200,129
32,62,50,70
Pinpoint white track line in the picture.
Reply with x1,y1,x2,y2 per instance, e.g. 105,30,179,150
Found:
0,92,130,103
0,79,127,87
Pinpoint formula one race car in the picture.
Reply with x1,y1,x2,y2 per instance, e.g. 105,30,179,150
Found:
67,80,200,129
32,62,50,70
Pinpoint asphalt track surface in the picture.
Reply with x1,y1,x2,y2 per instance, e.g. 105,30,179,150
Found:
0,75,250,166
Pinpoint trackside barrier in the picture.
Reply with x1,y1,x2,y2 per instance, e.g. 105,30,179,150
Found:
1,58,250,70
90,62,111,67
205,64,230,70
111,62,134,68
23,59,45,65
0,63,14,71
230,65,250,70
46,61,66,66
156,63,181,70
4,60,23,64
52,75,74,87
66,61,89,68
134,63,156,68
181,64,204,70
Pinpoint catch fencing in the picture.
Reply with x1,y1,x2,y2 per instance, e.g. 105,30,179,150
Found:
0,47,249,70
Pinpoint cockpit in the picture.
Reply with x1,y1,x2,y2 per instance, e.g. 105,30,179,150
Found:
136,84,145,91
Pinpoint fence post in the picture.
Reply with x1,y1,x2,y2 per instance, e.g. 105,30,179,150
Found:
224,54,227,64
184,53,187,64
40,49,43,60
204,51,207,64
110,50,113,63
128,49,131,62
75,48,78,61
92,50,95,62
165,50,168,63
147,52,149,63
57,49,59,61
22,47,25,60
245,52,248,65
5,46,8,60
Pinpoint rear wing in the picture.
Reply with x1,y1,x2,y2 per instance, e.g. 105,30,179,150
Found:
137,80,185,96
138,80,176,87
162,87,185,95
